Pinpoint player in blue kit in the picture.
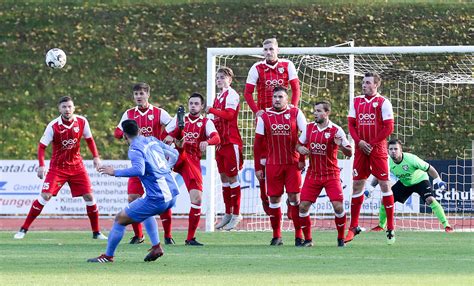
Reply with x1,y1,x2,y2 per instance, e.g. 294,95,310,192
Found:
88,119,180,263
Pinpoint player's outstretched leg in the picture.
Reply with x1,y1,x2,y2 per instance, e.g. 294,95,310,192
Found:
144,243,164,262
88,221,126,263
142,216,166,260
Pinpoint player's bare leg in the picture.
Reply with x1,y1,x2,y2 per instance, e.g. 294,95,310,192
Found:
128,194,145,244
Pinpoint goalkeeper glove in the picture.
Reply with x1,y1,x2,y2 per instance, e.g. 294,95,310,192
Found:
433,177,447,191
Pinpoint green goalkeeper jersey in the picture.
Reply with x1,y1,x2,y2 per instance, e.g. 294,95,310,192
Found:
389,152,430,187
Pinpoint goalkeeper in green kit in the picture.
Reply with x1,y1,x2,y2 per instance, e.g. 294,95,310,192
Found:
369,139,453,233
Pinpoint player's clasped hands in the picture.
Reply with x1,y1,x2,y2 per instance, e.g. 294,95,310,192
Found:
358,140,373,155
296,145,310,155
199,141,209,152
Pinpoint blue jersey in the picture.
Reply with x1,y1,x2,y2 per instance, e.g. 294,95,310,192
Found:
115,136,179,201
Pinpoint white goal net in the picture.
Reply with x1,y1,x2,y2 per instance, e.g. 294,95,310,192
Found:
204,45,474,232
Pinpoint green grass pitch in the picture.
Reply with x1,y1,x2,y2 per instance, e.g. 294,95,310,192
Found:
1,230,473,285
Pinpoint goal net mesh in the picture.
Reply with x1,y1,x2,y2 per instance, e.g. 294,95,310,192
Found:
210,50,473,232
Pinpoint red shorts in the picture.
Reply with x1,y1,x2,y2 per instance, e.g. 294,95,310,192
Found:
353,149,389,181
216,144,243,177
174,155,202,191
301,176,343,203
265,164,301,197
128,177,144,195
42,168,92,197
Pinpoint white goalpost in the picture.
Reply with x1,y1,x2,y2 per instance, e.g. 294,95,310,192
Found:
204,45,474,232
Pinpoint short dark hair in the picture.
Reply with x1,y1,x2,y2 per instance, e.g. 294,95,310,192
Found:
58,96,73,105
189,92,204,104
133,82,150,93
388,138,402,146
273,86,288,94
122,119,139,137
364,72,381,85
314,100,331,112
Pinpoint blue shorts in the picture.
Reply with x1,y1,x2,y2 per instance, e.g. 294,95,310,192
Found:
125,196,177,223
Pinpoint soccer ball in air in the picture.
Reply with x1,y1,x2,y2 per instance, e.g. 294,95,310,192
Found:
45,48,67,69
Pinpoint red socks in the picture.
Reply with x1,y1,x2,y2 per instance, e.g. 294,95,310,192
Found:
222,184,232,214
230,183,241,215
382,193,395,230
160,208,173,238
22,199,45,230
350,194,364,228
269,205,282,238
131,223,143,238
187,205,201,241
300,214,312,241
335,213,347,240
289,204,302,239
86,203,100,233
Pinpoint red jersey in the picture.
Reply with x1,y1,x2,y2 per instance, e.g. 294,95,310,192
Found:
246,59,298,110
255,107,306,165
166,114,217,161
348,94,393,155
39,115,92,171
299,121,351,180
210,87,242,146
117,104,172,140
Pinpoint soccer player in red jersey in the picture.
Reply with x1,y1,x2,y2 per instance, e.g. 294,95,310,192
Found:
14,96,107,240
345,72,396,244
296,101,352,247
206,67,244,231
244,38,301,215
253,86,307,246
164,93,220,245
114,83,175,245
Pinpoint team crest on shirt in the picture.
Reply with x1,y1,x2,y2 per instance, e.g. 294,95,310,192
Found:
403,165,409,171
284,114,290,120
148,115,154,120
278,67,285,74
373,102,379,108
73,127,80,133
324,132,331,139
197,122,203,127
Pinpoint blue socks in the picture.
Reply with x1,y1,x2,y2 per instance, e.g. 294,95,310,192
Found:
105,222,126,257
143,216,160,246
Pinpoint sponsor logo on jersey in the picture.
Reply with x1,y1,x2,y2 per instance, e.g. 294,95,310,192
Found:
358,113,376,125
184,132,200,139
265,79,284,89
270,123,291,136
310,142,327,155
140,126,153,135
61,138,78,149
